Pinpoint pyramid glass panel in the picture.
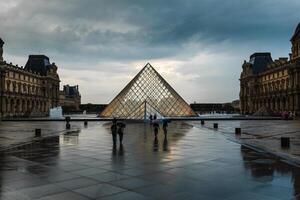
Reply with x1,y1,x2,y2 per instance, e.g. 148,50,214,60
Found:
100,63,197,119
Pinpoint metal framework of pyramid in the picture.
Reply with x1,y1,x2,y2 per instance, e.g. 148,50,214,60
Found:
100,63,196,119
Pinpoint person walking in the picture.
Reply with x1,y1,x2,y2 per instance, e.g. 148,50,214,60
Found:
111,118,117,146
153,122,159,138
117,122,126,144
149,114,153,124
162,120,168,137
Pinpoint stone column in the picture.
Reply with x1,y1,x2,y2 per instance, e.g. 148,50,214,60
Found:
280,98,284,112
0,68,5,117
296,94,300,113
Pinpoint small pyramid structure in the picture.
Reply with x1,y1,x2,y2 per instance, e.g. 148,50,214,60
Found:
100,63,196,119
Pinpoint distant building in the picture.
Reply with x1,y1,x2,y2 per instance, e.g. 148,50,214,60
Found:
59,85,81,112
190,103,235,114
231,100,240,112
240,23,300,115
79,103,107,114
0,39,60,117
190,103,222,113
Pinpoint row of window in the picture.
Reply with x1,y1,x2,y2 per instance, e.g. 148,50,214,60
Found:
8,71,40,84
241,79,290,96
260,70,288,82
5,81,59,97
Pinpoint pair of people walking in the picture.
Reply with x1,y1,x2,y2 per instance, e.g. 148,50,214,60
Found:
111,118,125,146
149,114,157,124
153,119,168,139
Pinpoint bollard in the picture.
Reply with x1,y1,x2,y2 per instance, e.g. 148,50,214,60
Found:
281,137,290,148
35,128,41,137
235,128,241,135
201,120,205,125
84,120,88,126
65,116,71,123
65,116,71,130
66,123,71,130
213,123,218,129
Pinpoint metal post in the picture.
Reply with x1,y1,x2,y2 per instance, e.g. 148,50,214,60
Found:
144,101,147,122
65,116,71,129
235,128,241,135
281,137,290,148
35,129,41,137
213,123,218,129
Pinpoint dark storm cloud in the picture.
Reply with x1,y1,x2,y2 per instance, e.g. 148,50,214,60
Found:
1,0,299,63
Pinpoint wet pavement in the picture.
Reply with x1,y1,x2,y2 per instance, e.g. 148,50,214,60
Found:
196,120,300,163
0,121,300,199
0,121,67,149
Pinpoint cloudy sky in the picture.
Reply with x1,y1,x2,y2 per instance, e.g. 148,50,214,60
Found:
0,0,299,104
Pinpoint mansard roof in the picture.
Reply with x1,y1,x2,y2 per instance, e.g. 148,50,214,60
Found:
249,52,273,74
64,85,80,96
24,55,54,76
291,22,300,42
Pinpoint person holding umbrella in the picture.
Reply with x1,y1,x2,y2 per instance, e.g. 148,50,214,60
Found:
162,119,168,137
153,121,159,138
117,121,126,144
111,118,118,146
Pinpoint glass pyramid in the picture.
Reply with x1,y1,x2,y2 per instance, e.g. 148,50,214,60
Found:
100,63,197,119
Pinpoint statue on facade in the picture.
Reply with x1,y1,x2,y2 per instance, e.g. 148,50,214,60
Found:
0,38,4,61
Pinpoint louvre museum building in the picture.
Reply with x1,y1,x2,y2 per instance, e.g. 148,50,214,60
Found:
0,39,60,117
240,23,300,115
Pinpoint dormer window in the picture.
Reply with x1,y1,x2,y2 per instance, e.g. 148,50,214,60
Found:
44,58,50,66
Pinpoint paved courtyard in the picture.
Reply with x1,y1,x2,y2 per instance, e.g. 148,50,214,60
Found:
0,121,300,199
198,120,300,163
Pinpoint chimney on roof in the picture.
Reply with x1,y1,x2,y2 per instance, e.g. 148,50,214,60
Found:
0,38,4,61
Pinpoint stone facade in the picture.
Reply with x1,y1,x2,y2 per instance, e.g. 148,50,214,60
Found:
59,85,81,111
240,23,300,115
0,39,60,117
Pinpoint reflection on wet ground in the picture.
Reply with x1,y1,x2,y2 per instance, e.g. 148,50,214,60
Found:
192,120,300,162
0,121,300,199
0,121,85,150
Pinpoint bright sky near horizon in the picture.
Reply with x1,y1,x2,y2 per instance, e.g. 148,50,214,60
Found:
1,0,300,104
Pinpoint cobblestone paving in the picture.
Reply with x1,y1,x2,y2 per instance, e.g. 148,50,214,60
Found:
0,121,300,199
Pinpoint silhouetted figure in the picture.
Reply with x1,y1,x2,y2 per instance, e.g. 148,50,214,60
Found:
154,113,157,120
163,120,168,137
117,122,126,144
153,122,159,138
111,118,117,146
149,114,153,124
